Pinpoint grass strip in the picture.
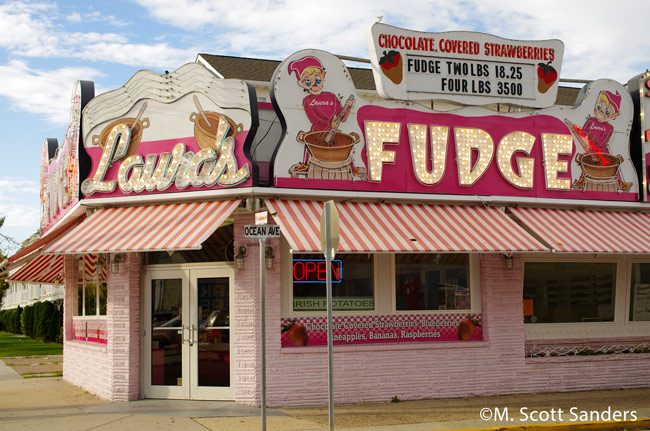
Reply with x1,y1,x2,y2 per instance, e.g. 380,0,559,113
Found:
0,331,63,357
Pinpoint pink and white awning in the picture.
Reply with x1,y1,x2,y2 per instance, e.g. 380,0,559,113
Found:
510,207,650,253
266,199,548,253
44,200,240,254
7,254,64,284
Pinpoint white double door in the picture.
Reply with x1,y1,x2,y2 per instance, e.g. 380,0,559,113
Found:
143,264,234,400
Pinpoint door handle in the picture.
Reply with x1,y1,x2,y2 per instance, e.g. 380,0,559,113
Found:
189,324,196,346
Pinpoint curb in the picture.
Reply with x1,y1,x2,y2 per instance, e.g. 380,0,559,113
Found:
456,418,650,431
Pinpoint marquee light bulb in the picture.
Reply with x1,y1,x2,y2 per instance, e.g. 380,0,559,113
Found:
365,121,400,182
542,133,572,190
455,127,494,186
497,131,535,189
408,124,448,185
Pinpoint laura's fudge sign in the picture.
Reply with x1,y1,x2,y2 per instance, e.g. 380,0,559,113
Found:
271,49,637,201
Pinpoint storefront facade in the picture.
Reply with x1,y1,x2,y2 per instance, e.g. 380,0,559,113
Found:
8,24,650,405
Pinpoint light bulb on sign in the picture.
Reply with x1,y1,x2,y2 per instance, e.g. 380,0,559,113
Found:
365,121,400,182
496,131,535,189
542,133,572,190
454,127,494,186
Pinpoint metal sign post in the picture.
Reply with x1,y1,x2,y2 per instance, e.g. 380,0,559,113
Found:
259,236,267,431
320,201,339,431
245,216,281,431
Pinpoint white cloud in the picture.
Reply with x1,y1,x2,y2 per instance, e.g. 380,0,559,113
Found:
0,1,192,68
134,0,650,83
0,179,39,195
0,204,40,228
0,60,104,125
0,178,41,243
66,11,81,23
0,177,40,240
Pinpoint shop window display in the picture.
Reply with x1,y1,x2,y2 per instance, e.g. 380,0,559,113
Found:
395,254,470,311
76,257,107,317
292,253,374,311
524,262,616,323
630,263,650,321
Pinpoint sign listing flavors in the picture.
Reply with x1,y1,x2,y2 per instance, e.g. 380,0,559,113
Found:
367,23,564,107
281,313,482,347
632,284,650,321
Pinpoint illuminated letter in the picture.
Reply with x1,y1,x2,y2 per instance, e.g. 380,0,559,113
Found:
157,143,185,190
111,123,132,161
408,124,448,185
365,121,401,182
80,123,130,195
189,148,217,187
542,133,572,190
455,127,494,186
175,152,196,189
496,131,535,189
211,116,249,186
117,155,144,193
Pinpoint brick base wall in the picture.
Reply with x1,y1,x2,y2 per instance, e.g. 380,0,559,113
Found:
62,239,650,406
63,253,142,402
236,252,650,407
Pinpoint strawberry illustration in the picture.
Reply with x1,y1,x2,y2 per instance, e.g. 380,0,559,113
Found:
282,319,308,346
537,61,557,94
379,50,403,85
457,317,481,340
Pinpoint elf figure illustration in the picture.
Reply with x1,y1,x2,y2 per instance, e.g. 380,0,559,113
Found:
568,90,630,191
287,56,360,176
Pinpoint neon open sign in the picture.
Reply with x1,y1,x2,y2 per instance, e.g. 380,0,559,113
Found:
293,259,343,283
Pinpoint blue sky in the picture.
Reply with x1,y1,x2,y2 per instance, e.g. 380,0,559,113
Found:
1,0,649,252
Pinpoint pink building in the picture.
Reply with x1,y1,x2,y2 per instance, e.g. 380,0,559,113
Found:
5,25,650,406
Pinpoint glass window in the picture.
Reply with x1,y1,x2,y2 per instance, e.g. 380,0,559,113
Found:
524,262,616,323
99,282,107,315
292,253,374,312
85,282,97,315
630,263,650,321
76,256,107,317
77,284,83,316
395,254,470,311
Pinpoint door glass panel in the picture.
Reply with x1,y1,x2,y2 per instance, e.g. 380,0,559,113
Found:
151,279,183,386
197,277,230,387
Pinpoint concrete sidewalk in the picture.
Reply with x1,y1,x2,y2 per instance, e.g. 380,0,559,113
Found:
1,359,650,430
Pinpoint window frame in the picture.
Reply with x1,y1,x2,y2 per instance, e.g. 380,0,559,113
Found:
390,253,481,315
523,254,650,341
74,257,107,319
283,245,380,317
280,236,482,317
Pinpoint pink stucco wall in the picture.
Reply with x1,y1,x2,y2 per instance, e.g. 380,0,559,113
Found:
231,216,650,407
61,214,650,405
63,253,142,402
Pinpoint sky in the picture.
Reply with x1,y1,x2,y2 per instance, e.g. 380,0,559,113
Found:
0,0,649,253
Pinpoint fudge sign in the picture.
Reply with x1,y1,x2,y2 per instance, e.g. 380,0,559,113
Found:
271,49,637,202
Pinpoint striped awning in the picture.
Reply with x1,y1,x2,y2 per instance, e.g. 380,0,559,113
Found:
3,214,85,271
7,254,64,283
510,207,650,253
266,199,548,253
44,200,240,254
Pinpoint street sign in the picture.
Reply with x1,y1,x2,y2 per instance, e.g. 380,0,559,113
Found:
255,211,268,225
320,201,340,259
244,224,281,238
